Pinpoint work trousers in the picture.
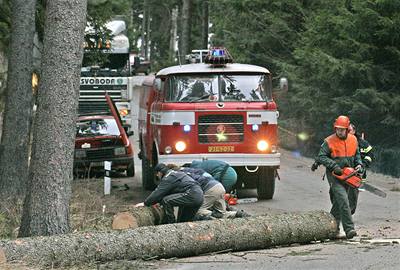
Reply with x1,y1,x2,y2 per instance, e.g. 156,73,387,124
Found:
196,183,236,219
161,185,204,224
327,176,355,234
329,187,359,215
348,188,359,215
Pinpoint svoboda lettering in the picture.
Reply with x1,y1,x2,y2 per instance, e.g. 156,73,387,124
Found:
80,78,115,85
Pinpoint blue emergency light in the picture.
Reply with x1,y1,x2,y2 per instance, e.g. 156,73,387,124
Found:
212,49,225,56
205,47,233,66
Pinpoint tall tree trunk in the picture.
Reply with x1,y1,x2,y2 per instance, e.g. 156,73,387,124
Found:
146,4,151,61
169,6,178,62
201,0,209,49
181,0,191,61
18,0,87,237
141,0,147,58
0,0,36,199
0,211,337,267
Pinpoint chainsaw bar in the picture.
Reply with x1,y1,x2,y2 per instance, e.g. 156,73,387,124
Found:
360,183,387,198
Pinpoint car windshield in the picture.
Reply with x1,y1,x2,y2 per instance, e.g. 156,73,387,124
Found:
76,118,120,137
165,74,271,102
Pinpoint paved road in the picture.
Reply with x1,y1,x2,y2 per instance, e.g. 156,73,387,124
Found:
126,145,400,270
121,79,400,269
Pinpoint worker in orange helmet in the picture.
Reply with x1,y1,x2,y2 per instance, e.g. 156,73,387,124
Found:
316,115,363,239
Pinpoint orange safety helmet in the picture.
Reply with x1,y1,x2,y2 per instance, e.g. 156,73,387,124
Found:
333,115,350,129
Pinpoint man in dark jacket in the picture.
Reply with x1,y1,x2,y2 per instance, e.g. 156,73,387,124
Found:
316,115,363,239
137,163,204,224
190,160,237,192
348,123,374,215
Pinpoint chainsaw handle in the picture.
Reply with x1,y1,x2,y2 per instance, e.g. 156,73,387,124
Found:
332,171,346,180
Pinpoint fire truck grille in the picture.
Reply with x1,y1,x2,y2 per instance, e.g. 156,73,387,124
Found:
198,114,244,143
86,148,114,160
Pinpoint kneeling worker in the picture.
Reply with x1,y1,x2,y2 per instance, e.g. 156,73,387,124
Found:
168,165,249,219
135,163,204,223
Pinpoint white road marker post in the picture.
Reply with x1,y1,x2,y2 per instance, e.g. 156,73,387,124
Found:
104,161,112,195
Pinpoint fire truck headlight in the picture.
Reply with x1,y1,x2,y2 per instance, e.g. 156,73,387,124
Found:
175,141,186,152
257,140,269,151
251,124,259,132
114,147,126,155
75,150,86,158
165,146,172,154
183,125,191,132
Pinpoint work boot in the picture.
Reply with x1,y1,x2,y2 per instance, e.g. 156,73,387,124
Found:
335,231,346,239
235,209,251,218
346,230,357,239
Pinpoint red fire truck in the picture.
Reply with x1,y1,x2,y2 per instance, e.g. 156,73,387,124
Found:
138,48,282,199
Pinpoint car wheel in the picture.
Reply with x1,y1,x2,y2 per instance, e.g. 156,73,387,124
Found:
127,160,135,177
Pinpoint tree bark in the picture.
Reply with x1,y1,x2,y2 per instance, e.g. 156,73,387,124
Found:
141,0,147,59
169,6,178,62
0,0,36,198
201,0,209,49
0,211,337,267
18,0,87,237
181,0,192,60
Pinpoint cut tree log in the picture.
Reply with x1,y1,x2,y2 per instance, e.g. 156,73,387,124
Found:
112,205,164,230
0,210,337,267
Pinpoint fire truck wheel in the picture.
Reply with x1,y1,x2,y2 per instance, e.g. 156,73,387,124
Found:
142,157,156,190
127,161,135,177
257,167,275,200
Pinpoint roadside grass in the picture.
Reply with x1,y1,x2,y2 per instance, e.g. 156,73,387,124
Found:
0,199,23,239
0,176,134,239
70,176,134,232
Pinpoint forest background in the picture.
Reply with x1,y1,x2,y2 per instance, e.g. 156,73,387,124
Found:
0,0,399,177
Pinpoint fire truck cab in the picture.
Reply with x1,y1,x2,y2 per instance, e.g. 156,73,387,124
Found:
138,48,281,199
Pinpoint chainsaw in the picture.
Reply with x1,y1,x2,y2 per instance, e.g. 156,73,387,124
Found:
332,167,386,198
224,192,238,205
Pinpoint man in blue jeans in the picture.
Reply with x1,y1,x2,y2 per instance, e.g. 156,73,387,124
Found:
136,163,204,224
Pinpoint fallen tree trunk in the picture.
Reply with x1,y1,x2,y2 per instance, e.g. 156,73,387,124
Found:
112,205,164,230
0,210,337,267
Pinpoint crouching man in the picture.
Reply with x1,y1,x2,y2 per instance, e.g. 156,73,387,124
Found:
168,165,250,220
136,163,204,224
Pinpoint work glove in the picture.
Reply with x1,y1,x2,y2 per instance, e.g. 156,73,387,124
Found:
333,167,343,176
355,164,364,174
311,162,319,172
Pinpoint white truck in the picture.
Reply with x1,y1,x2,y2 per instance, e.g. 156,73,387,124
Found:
79,19,139,129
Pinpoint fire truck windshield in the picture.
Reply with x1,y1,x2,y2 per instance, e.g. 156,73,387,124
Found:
81,52,129,77
165,74,271,102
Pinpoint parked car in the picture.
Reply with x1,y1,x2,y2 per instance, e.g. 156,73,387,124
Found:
74,95,135,177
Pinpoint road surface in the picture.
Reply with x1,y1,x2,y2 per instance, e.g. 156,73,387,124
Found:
117,79,400,269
